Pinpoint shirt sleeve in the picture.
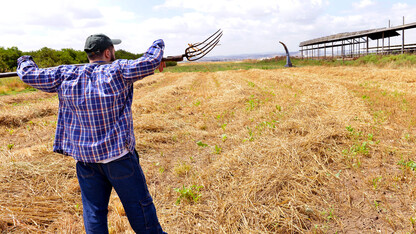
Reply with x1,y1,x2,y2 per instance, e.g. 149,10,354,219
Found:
16,55,63,93
119,39,165,82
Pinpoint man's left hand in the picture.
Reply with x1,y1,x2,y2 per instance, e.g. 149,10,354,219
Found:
158,61,166,72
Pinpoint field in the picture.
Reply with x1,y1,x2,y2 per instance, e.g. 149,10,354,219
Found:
1,63,416,233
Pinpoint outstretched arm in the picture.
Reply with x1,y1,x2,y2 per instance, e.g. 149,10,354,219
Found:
119,39,165,82
17,56,63,93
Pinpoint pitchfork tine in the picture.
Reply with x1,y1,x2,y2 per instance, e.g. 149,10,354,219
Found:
194,29,222,46
189,38,221,61
162,29,223,62
194,30,222,52
187,35,222,61
186,30,223,60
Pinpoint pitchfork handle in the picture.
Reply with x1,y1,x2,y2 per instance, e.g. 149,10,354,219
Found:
0,72,18,78
162,55,185,62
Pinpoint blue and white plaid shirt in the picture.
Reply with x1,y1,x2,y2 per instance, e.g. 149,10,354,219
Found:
17,39,164,163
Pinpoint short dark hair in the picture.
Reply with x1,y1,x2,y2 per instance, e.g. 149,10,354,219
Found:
86,45,114,60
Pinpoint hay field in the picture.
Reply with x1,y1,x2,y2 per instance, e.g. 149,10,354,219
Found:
0,65,416,233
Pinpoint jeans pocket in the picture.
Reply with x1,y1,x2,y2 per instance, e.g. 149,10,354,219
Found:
107,154,135,180
76,162,95,178
140,196,158,230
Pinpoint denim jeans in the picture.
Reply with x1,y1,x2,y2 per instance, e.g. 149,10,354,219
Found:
76,150,165,234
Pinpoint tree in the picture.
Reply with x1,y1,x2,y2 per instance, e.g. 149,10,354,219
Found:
0,46,176,71
0,46,23,72
115,49,143,60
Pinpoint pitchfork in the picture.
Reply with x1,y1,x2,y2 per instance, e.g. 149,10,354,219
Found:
0,29,223,78
163,29,223,62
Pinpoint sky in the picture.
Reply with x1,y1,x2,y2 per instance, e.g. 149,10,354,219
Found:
1,0,416,57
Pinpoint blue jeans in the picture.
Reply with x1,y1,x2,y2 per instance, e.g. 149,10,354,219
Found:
76,150,165,234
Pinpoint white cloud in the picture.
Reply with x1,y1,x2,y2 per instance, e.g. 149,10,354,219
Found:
148,0,328,55
353,0,376,9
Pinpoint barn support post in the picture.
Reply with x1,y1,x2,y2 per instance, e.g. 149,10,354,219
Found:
382,32,385,55
388,20,391,53
402,16,405,54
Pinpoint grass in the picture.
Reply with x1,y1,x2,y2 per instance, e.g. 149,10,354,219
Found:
0,77,36,95
1,61,416,233
163,53,416,73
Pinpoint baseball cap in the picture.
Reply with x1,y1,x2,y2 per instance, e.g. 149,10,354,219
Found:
84,34,122,53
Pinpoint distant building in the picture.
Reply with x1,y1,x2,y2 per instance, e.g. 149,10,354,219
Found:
299,20,416,59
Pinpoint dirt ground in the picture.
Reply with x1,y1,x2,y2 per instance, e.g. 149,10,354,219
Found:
1,66,416,233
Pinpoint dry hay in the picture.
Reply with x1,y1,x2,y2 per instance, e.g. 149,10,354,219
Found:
1,66,416,233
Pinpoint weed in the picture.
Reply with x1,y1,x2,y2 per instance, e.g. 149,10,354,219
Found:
373,110,388,124
351,142,370,156
256,120,278,132
193,100,201,107
335,170,342,178
221,134,228,142
342,149,362,169
196,141,208,147
248,81,255,87
373,200,380,211
410,217,416,229
7,129,14,135
275,105,282,112
159,167,165,174
246,95,259,111
403,133,412,142
221,123,227,131
321,207,336,222
346,125,362,139
174,162,192,177
372,176,382,190
7,144,14,150
397,159,416,171
244,127,255,142
214,145,222,154
174,185,203,204
344,127,378,168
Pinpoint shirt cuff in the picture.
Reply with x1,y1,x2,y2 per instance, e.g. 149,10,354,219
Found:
17,55,34,65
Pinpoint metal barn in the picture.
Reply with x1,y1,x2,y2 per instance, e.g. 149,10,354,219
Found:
299,20,416,59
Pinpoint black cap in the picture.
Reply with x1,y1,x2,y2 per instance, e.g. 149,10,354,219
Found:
84,34,121,53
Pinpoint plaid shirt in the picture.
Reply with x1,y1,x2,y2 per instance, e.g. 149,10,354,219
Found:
17,39,164,163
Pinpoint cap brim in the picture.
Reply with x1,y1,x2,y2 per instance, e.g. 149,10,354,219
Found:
111,39,122,45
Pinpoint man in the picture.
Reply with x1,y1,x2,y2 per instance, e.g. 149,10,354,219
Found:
17,34,166,233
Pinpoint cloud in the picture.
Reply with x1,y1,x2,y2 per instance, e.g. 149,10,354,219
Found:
1,0,416,57
148,0,328,55
353,0,376,9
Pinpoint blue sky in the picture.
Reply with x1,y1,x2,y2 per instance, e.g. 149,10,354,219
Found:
1,0,416,57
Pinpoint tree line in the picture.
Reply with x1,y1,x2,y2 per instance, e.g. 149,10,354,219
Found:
0,46,176,72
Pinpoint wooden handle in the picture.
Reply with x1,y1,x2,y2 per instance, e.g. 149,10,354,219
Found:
0,72,18,79
162,55,185,62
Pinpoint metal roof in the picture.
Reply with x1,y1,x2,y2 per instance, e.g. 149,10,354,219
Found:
299,22,416,47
